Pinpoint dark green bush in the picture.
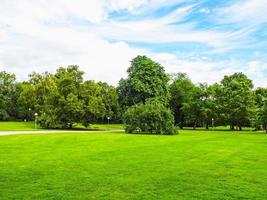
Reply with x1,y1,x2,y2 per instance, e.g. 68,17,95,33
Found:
123,102,177,135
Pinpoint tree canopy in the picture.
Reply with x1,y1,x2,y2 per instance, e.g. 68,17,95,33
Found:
1,55,267,133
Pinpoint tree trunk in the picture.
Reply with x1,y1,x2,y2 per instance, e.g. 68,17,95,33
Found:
230,124,234,130
193,121,197,130
206,121,209,130
238,125,242,131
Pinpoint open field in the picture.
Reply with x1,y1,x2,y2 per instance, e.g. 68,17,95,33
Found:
1,130,267,200
0,121,37,131
0,121,123,131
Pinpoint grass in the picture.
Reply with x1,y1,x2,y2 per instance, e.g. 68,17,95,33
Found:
0,121,38,131
1,130,267,199
0,121,123,131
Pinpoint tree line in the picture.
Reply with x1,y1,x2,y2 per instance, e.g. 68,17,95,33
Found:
1,55,267,133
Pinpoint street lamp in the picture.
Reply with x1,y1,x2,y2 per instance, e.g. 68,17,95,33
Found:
34,113,38,129
212,118,214,128
28,108,32,121
107,117,110,124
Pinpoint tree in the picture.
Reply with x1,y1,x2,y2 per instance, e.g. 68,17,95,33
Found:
169,73,195,128
117,55,170,108
254,87,267,131
182,84,204,130
80,80,106,128
98,82,119,122
123,102,177,135
215,73,255,130
42,65,84,128
0,71,17,120
198,83,217,129
17,82,37,120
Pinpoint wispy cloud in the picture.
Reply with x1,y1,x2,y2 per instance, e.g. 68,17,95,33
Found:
0,0,266,87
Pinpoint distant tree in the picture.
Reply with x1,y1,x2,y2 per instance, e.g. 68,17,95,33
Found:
123,102,177,135
215,73,255,130
17,82,37,120
0,71,16,120
198,83,217,129
169,73,195,128
253,87,267,131
117,55,170,108
182,84,204,130
260,101,267,133
80,80,105,128
98,82,119,122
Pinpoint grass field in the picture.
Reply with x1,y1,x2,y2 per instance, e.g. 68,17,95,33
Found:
0,121,38,131
0,121,123,131
1,130,266,199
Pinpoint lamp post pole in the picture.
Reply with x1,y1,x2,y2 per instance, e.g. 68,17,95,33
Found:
34,113,38,129
28,108,31,121
107,117,110,125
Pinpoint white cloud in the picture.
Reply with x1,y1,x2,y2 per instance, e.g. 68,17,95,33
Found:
199,8,210,14
0,0,266,88
216,0,267,26
150,53,267,87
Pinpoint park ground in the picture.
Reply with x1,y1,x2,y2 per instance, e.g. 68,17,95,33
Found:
0,122,267,199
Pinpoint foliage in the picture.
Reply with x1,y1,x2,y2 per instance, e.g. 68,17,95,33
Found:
253,87,267,132
117,55,170,108
1,56,267,131
12,65,119,129
123,102,177,135
169,73,195,128
214,73,255,130
0,71,17,120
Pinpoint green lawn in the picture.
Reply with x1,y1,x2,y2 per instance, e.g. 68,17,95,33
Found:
0,121,123,131
0,121,38,131
1,130,267,199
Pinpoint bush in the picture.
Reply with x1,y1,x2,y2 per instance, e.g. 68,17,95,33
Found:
123,102,177,135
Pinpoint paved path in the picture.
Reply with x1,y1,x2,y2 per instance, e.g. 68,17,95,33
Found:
0,130,124,136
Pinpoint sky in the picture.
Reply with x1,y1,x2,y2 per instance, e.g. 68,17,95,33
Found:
0,0,267,87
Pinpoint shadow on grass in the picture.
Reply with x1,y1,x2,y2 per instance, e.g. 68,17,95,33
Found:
125,131,179,136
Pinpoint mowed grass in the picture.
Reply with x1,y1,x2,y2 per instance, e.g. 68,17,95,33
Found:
0,121,123,131
0,121,37,131
0,131,267,200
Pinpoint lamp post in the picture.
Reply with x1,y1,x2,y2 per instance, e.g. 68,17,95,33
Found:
212,118,214,129
107,117,110,125
28,108,31,121
34,113,38,129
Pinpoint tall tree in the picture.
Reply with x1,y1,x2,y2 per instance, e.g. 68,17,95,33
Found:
98,82,119,122
182,84,204,129
215,73,255,130
254,87,267,131
117,55,169,108
80,80,105,128
0,71,16,120
169,73,195,128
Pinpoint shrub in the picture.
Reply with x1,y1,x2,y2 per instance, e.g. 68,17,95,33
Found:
123,102,177,135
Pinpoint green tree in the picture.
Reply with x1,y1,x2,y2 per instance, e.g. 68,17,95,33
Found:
198,83,217,129
169,73,195,128
182,85,204,129
98,82,119,122
215,73,255,130
123,102,177,135
117,55,170,108
0,71,17,120
80,80,105,128
253,87,267,131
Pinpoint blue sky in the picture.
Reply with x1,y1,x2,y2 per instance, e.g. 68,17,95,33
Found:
0,0,266,86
